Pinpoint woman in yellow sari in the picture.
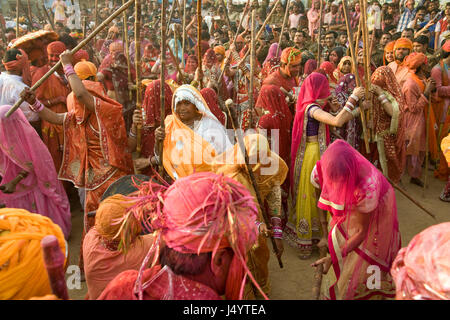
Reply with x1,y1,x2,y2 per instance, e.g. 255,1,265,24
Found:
153,85,232,180
213,133,288,299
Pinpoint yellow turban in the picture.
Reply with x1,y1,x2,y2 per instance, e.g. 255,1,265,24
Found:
394,37,413,51
0,208,66,300
214,45,226,56
74,61,97,80
94,194,140,249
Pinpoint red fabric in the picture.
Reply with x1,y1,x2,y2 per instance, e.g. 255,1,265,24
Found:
184,55,198,73
2,49,32,86
73,49,90,65
47,41,66,55
141,80,173,160
320,61,337,84
256,85,293,165
262,69,298,93
290,72,330,187
315,139,401,300
98,266,222,300
200,88,226,126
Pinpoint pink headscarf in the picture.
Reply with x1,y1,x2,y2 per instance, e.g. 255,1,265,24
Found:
264,43,281,65
391,222,450,300
290,72,330,187
304,59,318,76
0,105,71,238
315,139,401,299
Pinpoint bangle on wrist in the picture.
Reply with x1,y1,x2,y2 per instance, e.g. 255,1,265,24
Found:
129,129,136,138
29,99,44,113
345,100,355,110
381,98,389,105
377,94,386,101
63,64,76,78
350,93,359,102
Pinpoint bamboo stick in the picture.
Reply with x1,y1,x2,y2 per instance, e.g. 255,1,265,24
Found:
278,0,291,57
135,0,143,157
165,0,177,35
182,0,187,68
26,0,34,31
317,0,323,63
158,0,167,176
423,99,431,196
123,0,132,101
249,0,257,127
197,0,203,89
219,0,233,32
16,0,19,38
41,236,69,300
312,246,327,300
167,44,185,84
225,99,283,268
42,2,55,30
6,0,136,118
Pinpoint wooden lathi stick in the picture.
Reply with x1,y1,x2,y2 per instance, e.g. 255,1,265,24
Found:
181,0,187,68
42,2,55,30
197,0,203,89
158,0,167,176
41,235,69,300
385,176,436,220
248,0,257,127
165,0,177,34
135,0,143,157
423,99,432,196
16,0,19,38
167,44,185,83
316,0,324,63
26,0,34,31
278,0,291,57
122,0,132,101
219,0,233,32
6,0,135,118
225,99,283,269
312,246,327,300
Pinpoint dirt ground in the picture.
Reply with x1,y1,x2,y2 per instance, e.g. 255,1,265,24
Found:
66,169,449,300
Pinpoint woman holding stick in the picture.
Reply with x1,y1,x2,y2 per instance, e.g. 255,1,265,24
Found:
310,139,401,300
286,72,367,259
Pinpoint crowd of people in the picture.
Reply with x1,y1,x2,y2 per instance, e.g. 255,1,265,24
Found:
0,0,449,301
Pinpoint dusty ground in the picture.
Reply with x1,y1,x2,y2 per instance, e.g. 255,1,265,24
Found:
66,169,449,300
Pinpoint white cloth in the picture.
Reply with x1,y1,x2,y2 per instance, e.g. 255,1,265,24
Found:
173,85,233,154
0,73,38,122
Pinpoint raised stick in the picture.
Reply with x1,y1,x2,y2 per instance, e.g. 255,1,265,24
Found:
248,0,257,127
122,0,132,101
225,99,284,268
26,0,34,31
181,0,187,68
41,235,69,300
316,0,324,63
135,0,143,157
423,99,431,196
158,0,167,176
16,0,19,38
197,0,203,89
278,0,291,57
219,0,233,32
6,0,136,118
42,2,55,30
165,0,177,34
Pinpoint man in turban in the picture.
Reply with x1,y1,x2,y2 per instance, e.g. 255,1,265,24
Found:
0,48,39,128
402,52,435,187
388,37,413,87
262,47,302,101
98,172,264,300
83,194,154,300
31,41,70,172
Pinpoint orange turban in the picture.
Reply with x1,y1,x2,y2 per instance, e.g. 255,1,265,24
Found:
214,45,226,56
95,194,140,241
280,47,302,77
394,37,413,51
109,41,124,54
384,41,395,52
74,61,98,80
2,49,32,86
403,52,427,71
28,48,45,62
47,41,66,55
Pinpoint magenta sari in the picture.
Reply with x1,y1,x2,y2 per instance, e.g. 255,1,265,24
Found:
0,105,71,238
312,140,401,300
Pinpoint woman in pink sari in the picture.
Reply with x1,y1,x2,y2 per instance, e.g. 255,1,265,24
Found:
0,105,71,238
311,139,401,300
287,72,365,258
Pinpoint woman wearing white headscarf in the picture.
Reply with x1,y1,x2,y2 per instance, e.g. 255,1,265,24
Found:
154,85,232,180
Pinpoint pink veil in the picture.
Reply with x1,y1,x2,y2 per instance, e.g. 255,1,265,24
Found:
315,140,401,299
0,105,71,237
290,72,330,188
